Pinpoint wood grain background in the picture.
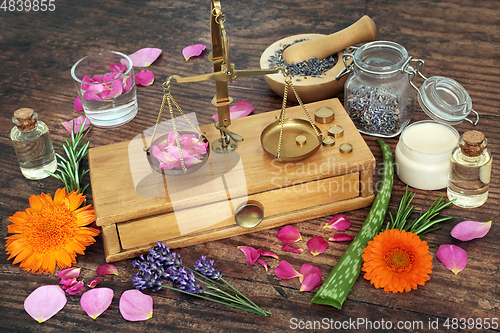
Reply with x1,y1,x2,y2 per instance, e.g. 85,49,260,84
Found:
0,0,499,332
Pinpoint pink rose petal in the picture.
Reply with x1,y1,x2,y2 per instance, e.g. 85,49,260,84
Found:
81,288,114,320
135,70,155,86
281,244,304,254
300,272,322,292
110,62,127,73
260,250,279,260
328,233,354,242
274,260,302,279
307,236,329,256
298,264,322,284
128,48,162,67
323,215,351,231
182,44,206,61
82,92,103,101
277,225,302,244
24,285,67,323
119,289,153,321
63,280,84,295
62,116,92,134
436,244,468,275
74,96,83,111
57,267,81,280
96,264,118,277
237,246,263,265
451,220,492,241
257,259,269,271
212,100,255,121
87,278,100,288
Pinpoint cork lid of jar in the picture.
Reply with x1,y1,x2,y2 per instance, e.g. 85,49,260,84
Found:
13,108,37,131
460,130,486,157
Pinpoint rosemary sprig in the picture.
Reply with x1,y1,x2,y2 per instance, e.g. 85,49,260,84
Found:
46,118,92,194
386,186,455,236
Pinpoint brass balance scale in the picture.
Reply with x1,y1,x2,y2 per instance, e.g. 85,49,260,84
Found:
88,0,376,263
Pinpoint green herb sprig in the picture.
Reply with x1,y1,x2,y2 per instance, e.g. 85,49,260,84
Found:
46,118,92,194
386,186,455,236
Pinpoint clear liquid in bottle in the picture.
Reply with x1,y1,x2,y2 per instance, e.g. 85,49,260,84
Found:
10,108,57,180
447,130,492,208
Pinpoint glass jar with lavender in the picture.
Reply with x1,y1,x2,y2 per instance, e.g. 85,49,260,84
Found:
342,41,416,137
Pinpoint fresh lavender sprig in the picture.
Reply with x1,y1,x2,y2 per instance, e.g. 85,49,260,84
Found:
132,242,271,316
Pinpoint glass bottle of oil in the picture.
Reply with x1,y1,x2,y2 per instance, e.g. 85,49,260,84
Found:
10,108,57,180
447,130,492,208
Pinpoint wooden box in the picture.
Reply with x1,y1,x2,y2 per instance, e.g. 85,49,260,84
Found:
88,98,375,262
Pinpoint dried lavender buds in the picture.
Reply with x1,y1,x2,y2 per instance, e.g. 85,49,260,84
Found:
346,85,414,136
268,39,339,78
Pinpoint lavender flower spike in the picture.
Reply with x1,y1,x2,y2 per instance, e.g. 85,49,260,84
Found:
194,255,222,281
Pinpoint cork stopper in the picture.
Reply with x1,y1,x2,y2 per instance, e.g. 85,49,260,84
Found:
460,130,486,157
13,108,37,131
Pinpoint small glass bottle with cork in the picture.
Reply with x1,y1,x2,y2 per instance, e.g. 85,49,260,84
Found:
10,108,57,180
447,130,492,208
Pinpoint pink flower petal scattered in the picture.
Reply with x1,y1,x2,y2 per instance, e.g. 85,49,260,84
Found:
119,289,153,321
24,285,67,323
281,244,304,254
96,264,118,277
436,244,468,275
74,96,83,111
135,70,155,86
237,246,263,265
62,116,92,134
63,280,84,295
277,225,302,244
182,44,206,61
298,264,322,284
260,250,279,259
328,233,354,242
81,288,114,320
128,48,162,67
212,100,255,121
87,278,100,289
300,272,322,292
323,215,351,230
451,220,492,241
257,259,269,271
307,236,329,256
274,260,302,279
57,267,81,280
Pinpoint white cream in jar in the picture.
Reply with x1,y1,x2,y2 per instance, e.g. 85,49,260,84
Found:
395,120,459,190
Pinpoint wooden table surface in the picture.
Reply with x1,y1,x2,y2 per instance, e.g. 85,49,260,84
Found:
1,0,499,332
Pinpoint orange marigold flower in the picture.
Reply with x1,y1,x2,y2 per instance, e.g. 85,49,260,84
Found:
5,188,100,274
361,229,433,293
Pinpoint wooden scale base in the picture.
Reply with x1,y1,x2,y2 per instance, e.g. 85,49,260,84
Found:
88,98,376,262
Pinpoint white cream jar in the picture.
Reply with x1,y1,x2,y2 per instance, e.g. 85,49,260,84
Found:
395,120,459,190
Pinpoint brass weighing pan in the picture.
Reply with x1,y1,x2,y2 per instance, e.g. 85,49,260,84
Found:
261,118,322,162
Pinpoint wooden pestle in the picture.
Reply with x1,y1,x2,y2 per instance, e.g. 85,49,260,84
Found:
282,15,377,64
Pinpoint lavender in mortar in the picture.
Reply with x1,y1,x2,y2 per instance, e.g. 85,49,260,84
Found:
268,39,339,78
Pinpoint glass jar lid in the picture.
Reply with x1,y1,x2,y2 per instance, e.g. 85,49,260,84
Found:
417,76,478,125
353,41,409,75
